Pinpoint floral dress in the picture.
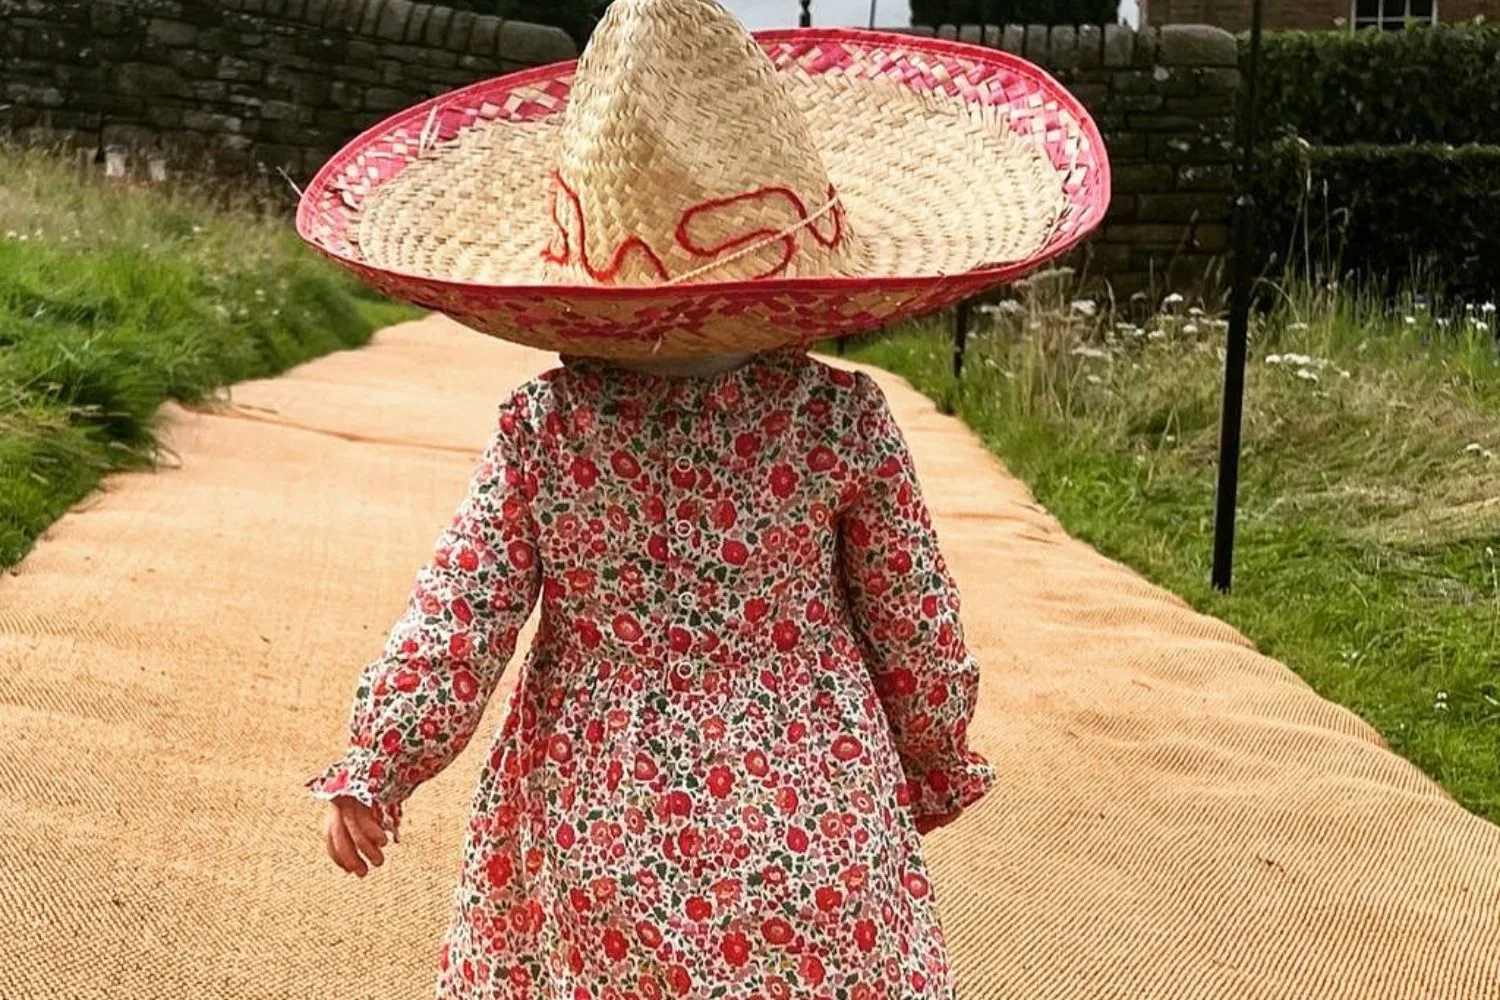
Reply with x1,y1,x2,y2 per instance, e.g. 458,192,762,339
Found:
309,349,995,1000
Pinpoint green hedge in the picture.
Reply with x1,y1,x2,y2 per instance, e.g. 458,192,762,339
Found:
1254,24,1500,146
1255,141,1500,299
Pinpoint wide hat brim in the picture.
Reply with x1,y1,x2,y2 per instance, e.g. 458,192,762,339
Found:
297,28,1110,359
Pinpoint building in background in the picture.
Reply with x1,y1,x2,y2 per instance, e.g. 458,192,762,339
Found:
1141,0,1498,30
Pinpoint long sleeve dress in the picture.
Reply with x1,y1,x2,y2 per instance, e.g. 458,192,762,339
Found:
309,349,995,1000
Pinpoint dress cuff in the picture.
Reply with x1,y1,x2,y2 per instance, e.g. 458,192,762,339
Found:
306,745,405,841
900,753,996,819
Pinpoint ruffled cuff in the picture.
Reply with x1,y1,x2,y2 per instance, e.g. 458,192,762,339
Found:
306,745,405,842
899,752,996,820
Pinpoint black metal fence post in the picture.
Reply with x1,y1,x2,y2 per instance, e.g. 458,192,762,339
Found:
1211,0,1265,593
799,0,811,27
953,301,971,378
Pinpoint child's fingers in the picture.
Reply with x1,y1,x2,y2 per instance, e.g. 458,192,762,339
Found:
325,810,368,877
345,813,385,869
351,809,389,853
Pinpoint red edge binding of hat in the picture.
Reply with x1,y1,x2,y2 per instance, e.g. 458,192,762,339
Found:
295,28,1112,348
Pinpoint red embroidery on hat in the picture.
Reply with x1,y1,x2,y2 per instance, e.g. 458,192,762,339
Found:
544,172,673,283
544,172,845,285
676,184,845,279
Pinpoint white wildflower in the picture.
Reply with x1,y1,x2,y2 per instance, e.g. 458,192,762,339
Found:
1147,329,1167,342
1339,369,1351,379
1070,345,1111,360
1295,369,1320,382
1476,321,1491,334
1086,374,1103,385
1483,302,1497,315
1289,321,1309,332
1070,299,1098,318
998,299,1026,316
1183,323,1200,336
1188,306,1207,318
1404,315,1417,326
1163,293,1185,307
1434,691,1449,712
1437,318,1451,329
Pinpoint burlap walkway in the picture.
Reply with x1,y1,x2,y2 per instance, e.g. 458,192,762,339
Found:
2,315,1497,1000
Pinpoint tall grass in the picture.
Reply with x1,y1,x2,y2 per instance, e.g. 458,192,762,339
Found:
844,272,1500,821
0,147,410,567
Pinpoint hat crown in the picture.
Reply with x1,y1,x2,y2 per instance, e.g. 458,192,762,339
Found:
543,0,853,286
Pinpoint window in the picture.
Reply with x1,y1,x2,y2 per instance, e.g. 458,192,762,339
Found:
1352,0,1437,30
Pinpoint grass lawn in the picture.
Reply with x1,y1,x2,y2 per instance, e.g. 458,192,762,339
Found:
840,274,1500,824
0,148,413,569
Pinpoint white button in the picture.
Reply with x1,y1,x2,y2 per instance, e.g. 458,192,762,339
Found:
674,521,693,539
674,457,693,472
677,592,695,610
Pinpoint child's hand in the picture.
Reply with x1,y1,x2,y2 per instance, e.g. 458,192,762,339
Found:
322,797,388,877
915,812,960,835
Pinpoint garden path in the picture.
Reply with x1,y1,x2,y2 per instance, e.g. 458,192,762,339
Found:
2,315,1497,999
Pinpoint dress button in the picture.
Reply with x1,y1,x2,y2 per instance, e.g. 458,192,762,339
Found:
674,457,693,472
677,592,695,611
674,521,693,539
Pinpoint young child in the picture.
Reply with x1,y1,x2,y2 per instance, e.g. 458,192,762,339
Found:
301,1,1106,996
314,343,993,995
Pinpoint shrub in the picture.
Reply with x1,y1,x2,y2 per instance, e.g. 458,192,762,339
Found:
1254,141,1500,300
1254,24,1500,146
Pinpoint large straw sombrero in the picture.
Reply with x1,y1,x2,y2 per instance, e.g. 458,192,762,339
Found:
297,0,1109,358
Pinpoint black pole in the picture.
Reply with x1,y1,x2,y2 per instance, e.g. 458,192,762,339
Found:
953,301,971,378
1210,0,1265,593
868,0,878,29
799,0,811,27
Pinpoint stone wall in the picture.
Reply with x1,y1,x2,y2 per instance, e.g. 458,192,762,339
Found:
0,0,575,181
918,22,1240,300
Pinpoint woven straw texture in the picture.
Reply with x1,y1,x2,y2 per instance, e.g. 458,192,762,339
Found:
298,13,1109,358
3,316,1497,999
356,1,1063,287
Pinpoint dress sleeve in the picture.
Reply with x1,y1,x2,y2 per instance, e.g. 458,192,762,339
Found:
839,373,995,820
306,398,542,838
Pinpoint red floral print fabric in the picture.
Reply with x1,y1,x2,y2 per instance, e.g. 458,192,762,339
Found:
309,350,994,1000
